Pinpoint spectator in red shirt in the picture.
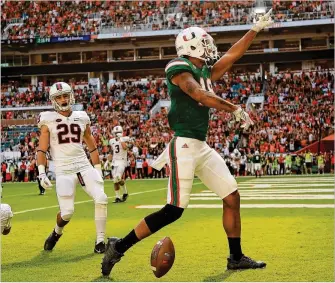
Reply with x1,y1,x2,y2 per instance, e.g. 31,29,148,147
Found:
1,162,7,183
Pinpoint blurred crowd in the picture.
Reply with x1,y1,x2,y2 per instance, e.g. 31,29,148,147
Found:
1,69,334,180
2,1,334,39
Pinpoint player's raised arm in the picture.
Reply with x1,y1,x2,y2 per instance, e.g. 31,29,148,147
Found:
83,124,103,178
37,123,52,190
172,72,253,128
211,9,273,82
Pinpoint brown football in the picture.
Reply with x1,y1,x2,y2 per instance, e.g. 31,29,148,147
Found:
150,237,175,278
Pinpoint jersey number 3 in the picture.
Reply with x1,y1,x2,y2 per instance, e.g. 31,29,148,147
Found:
114,145,120,153
57,124,81,144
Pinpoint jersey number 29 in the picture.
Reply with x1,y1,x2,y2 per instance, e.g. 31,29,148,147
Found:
57,124,81,144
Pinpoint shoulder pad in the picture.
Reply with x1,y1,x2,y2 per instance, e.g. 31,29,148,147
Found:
37,111,57,128
76,111,90,125
120,136,130,142
165,57,193,81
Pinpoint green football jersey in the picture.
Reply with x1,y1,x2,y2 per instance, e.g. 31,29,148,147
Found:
253,154,261,163
165,57,212,141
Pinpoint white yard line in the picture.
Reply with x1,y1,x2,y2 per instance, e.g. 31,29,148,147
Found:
13,182,203,215
190,195,334,200
245,178,333,183
200,189,334,194
4,193,39,198
238,183,334,189
136,204,334,209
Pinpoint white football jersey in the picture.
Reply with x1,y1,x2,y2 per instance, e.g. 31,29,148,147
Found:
38,111,92,174
109,136,129,162
231,151,241,162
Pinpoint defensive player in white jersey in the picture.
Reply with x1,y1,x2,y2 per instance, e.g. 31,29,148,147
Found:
231,148,242,177
109,126,129,203
37,82,108,254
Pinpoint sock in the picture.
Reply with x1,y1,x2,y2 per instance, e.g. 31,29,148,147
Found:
121,183,128,195
115,229,140,254
54,224,64,235
228,237,243,261
115,190,121,199
95,203,107,244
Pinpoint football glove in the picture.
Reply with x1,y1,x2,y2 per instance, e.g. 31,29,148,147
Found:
232,107,254,129
37,165,52,190
251,8,274,33
38,173,52,190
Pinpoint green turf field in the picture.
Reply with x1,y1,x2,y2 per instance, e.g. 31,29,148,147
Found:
1,174,334,282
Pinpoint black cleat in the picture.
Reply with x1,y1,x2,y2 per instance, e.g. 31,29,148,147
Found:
113,198,122,203
101,237,124,276
94,241,106,254
44,230,62,251
227,255,266,270
122,193,128,202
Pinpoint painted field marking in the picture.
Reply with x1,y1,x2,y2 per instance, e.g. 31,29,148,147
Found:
136,204,334,209
190,195,334,200
238,183,334,189
200,189,334,194
13,182,203,215
244,180,333,183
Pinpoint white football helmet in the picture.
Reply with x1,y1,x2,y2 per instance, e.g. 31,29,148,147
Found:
112,126,123,138
255,150,259,155
233,148,239,154
175,27,219,66
49,82,75,111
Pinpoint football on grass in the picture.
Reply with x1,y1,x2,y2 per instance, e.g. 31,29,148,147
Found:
150,237,175,278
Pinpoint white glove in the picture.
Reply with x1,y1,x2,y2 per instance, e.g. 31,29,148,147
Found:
94,164,103,178
232,107,254,129
38,165,52,190
251,8,274,33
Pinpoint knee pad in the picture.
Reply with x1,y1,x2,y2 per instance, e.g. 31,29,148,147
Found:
95,192,108,205
61,211,74,221
113,176,121,183
144,204,184,233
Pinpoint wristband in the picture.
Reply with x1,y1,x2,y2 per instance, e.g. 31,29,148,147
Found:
38,165,46,174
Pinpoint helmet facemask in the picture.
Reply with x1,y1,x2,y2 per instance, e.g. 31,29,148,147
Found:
201,35,220,66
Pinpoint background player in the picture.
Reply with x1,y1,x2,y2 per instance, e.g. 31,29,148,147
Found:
231,148,241,177
253,150,262,178
109,126,129,203
101,10,273,276
37,82,108,254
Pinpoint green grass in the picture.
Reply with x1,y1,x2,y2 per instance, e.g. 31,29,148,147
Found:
1,175,334,282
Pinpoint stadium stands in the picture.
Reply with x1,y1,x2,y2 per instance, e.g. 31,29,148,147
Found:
2,1,334,39
1,68,334,179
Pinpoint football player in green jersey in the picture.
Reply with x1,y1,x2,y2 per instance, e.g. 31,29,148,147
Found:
102,10,273,276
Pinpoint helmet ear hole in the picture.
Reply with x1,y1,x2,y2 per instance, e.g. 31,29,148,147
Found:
190,46,196,50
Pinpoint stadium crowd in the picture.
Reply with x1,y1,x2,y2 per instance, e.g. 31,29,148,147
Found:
1,68,334,180
2,1,334,39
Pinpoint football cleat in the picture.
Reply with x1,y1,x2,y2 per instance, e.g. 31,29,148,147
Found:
44,230,62,251
122,193,128,202
101,237,124,276
94,241,106,254
227,255,266,270
113,198,123,203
